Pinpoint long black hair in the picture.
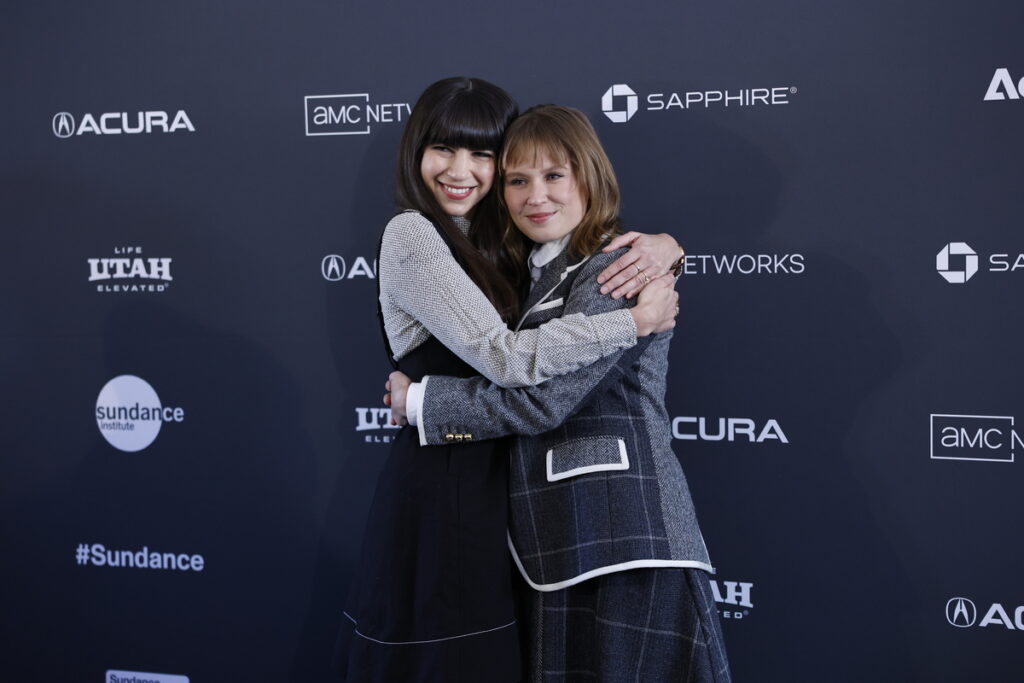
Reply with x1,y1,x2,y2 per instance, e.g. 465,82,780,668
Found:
395,76,520,321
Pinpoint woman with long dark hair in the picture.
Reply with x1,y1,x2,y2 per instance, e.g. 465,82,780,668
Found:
391,105,731,682
335,78,682,682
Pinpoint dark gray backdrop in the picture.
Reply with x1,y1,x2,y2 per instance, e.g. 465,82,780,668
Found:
3,1,1023,681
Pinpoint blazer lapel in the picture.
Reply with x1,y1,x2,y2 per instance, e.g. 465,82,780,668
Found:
515,250,592,330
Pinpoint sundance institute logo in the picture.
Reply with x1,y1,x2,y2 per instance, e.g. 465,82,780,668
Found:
95,375,184,452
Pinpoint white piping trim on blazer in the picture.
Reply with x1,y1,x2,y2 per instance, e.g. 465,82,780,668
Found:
343,612,516,645
508,533,716,592
514,257,592,332
531,297,564,313
546,438,629,482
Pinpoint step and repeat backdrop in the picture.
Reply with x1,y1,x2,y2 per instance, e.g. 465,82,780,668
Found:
2,1,1022,681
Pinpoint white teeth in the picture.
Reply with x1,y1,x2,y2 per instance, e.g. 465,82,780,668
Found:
442,184,472,196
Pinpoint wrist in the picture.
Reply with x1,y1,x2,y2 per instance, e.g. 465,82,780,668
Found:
629,308,651,337
669,242,686,278
406,381,425,426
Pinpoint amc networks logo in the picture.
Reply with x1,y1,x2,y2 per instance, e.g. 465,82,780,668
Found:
930,414,1018,463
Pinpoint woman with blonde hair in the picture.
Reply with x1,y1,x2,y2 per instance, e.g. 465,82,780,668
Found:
392,105,731,681
337,80,685,682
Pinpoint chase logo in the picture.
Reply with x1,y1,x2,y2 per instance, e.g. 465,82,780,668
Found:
946,597,977,628
936,242,978,284
53,112,75,138
304,93,411,136
602,84,639,123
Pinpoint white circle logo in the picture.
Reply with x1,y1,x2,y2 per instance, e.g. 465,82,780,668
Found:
602,84,639,123
95,375,184,452
945,597,977,628
322,254,346,281
53,112,75,138
936,242,978,284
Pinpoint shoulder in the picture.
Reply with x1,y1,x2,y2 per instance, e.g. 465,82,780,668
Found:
383,210,435,240
577,246,627,279
564,247,632,313
381,210,448,259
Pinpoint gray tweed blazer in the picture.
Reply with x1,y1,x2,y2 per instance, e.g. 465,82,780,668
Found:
417,246,713,591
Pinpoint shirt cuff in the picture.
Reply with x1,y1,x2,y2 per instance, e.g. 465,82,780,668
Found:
407,381,425,426
408,377,430,447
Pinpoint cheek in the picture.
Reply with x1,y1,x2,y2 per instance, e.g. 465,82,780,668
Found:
478,163,496,193
420,155,434,185
503,186,524,210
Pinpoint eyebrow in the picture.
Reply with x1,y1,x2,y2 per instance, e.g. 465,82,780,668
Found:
505,163,570,174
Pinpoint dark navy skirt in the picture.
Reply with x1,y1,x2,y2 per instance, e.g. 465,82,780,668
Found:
334,341,520,682
521,568,731,682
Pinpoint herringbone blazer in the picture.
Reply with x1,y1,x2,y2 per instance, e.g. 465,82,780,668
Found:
417,246,714,591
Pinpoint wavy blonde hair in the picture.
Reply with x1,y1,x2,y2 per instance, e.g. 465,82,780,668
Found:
496,105,622,287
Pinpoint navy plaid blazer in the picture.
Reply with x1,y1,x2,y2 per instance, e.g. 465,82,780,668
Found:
417,246,714,591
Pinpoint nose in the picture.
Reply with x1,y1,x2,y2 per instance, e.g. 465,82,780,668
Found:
447,150,471,180
526,183,547,206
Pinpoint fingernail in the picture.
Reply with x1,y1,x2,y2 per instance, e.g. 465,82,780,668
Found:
600,286,609,294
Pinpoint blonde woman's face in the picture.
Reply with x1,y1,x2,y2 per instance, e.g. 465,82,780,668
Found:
502,151,585,244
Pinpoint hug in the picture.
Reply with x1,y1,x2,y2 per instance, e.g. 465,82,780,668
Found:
335,77,730,683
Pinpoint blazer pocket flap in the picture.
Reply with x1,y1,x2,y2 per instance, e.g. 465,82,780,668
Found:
546,436,629,482
532,297,564,312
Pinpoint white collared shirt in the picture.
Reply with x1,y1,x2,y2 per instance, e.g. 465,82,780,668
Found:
528,234,572,286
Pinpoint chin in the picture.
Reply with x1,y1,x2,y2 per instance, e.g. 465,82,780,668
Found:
445,204,472,217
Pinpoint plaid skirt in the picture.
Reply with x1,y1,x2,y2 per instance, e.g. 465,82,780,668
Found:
521,568,731,683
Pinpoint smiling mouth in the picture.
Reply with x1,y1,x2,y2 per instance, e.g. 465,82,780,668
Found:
526,212,555,224
441,184,475,199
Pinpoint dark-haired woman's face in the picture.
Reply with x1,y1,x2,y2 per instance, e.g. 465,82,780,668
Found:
420,145,495,217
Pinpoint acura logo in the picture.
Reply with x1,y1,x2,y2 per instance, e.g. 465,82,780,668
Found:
53,112,75,138
321,254,346,281
946,597,977,628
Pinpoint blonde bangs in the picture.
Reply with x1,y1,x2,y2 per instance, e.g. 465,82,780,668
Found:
501,132,571,176
498,105,622,258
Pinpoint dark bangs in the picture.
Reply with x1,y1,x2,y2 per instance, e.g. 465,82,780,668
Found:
425,89,508,152
393,76,521,322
